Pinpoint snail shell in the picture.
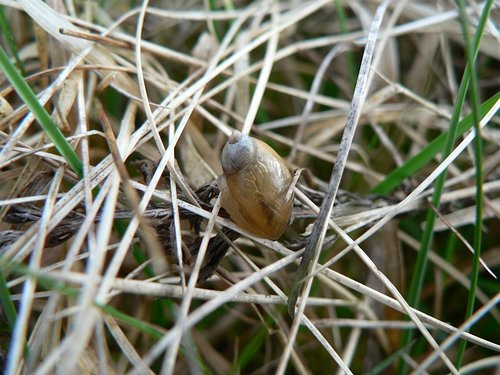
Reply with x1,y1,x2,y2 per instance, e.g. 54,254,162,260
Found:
218,131,293,240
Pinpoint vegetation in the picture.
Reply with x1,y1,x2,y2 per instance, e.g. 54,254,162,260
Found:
0,0,499,373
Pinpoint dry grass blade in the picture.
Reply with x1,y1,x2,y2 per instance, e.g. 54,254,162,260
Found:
284,2,392,373
240,2,280,136
129,250,304,374
414,293,500,373
161,196,222,374
20,0,140,97
5,168,64,374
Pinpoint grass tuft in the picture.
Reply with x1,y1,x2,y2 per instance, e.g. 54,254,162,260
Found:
1,1,499,374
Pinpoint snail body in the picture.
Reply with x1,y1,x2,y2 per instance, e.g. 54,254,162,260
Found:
219,131,293,240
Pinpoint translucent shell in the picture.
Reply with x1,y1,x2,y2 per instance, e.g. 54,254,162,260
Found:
219,131,293,240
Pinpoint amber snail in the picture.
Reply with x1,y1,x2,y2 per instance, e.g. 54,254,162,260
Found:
218,131,294,240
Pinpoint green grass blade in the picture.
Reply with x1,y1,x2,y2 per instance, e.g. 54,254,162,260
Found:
96,302,164,340
370,93,498,196
396,1,495,373
0,5,26,76
97,303,209,372
371,0,496,196
208,0,223,42
453,0,485,367
0,45,83,177
0,271,17,330
334,0,357,90
230,325,267,375
364,340,416,375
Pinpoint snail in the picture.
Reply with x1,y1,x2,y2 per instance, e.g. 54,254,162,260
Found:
218,131,294,240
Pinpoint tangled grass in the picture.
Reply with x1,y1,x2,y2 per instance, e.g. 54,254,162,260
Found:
0,0,499,374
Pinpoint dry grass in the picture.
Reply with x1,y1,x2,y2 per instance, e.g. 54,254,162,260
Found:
1,0,499,374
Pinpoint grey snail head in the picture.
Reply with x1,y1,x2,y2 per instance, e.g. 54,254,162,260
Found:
220,131,255,175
